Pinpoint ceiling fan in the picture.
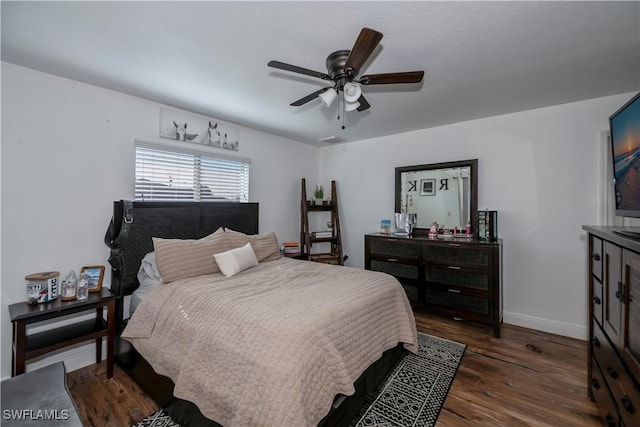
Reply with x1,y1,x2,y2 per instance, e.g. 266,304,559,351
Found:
267,27,424,114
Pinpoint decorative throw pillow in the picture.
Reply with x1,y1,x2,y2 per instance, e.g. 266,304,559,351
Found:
224,229,282,262
200,227,226,241
152,233,231,283
214,242,259,277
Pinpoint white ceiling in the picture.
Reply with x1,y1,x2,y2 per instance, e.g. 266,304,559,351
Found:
2,1,639,146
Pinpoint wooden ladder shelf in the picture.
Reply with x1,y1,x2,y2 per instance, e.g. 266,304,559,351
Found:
300,178,344,265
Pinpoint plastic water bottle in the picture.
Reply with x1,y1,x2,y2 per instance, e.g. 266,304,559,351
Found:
77,272,89,301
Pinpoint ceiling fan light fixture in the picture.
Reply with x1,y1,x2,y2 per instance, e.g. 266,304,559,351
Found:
344,100,361,112
318,88,337,107
343,82,362,103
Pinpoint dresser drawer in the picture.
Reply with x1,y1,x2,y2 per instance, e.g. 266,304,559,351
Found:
591,358,620,427
368,238,420,259
616,373,640,427
592,236,603,283
593,280,603,327
592,322,621,384
424,266,491,291
425,288,489,316
370,260,419,280
422,242,492,268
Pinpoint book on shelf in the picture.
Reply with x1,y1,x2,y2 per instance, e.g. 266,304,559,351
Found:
282,242,300,254
312,231,333,238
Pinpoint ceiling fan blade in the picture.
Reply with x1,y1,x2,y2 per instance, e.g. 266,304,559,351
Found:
359,71,425,85
290,88,330,106
268,60,330,80
356,94,371,112
344,28,383,76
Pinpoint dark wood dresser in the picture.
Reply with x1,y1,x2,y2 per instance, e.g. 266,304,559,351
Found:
583,226,640,427
365,233,502,337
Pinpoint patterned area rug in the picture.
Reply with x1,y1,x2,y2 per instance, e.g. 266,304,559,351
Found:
133,332,466,427
132,409,180,427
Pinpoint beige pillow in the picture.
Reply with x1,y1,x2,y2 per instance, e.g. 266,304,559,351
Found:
214,243,259,277
200,227,226,240
152,233,230,283
224,229,282,262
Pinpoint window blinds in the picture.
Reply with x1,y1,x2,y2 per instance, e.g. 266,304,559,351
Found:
135,143,249,202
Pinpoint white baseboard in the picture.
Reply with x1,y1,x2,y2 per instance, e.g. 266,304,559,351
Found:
503,311,587,340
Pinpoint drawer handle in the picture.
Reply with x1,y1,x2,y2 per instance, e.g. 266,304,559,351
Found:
448,266,462,270
448,243,461,247
592,296,601,305
591,337,600,348
606,365,618,379
591,378,600,390
448,288,461,294
592,254,601,261
621,395,634,414
387,258,398,262
605,414,616,427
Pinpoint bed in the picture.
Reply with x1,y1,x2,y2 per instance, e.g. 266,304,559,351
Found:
105,200,417,427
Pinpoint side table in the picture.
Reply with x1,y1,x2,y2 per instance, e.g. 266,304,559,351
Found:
9,287,118,378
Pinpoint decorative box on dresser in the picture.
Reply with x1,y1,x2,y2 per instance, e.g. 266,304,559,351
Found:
583,226,640,427
365,233,503,337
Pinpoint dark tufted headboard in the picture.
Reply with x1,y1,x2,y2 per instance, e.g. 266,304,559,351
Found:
105,200,259,324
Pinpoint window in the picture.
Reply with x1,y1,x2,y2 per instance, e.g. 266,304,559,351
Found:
135,142,249,202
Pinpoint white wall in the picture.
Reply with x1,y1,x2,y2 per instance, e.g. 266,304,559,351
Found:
0,62,318,379
319,92,636,340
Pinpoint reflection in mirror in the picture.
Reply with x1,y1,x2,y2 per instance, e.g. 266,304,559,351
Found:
395,159,478,234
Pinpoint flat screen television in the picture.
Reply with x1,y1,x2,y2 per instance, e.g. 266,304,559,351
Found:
609,91,640,240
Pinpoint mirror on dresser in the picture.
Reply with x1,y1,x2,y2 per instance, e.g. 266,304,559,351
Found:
395,159,478,235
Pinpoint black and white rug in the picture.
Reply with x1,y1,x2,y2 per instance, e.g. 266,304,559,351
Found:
352,332,466,427
133,409,180,427
134,333,466,427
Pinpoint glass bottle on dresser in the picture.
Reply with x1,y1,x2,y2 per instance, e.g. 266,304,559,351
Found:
77,272,89,301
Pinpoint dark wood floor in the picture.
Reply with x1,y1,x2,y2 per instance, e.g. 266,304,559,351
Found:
67,311,601,426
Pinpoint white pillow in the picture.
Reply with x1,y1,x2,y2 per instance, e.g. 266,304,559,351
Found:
214,242,259,277
140,251,162,282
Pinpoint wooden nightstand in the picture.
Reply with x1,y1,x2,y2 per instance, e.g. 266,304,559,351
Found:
9,287,118,378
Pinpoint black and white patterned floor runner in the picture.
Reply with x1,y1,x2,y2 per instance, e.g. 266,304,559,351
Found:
353,332,466,427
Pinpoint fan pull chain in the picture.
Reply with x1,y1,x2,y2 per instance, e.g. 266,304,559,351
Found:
339,92,346,130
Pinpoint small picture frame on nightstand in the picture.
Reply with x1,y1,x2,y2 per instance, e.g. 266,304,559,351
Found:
80,265,105,293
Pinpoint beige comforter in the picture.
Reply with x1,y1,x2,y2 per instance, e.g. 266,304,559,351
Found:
122,257,417,427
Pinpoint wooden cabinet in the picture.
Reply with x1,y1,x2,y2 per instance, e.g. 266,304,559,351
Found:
365,233,502,337
584,226,640,427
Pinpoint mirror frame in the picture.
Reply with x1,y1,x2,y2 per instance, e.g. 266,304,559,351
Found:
395,159,478,236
